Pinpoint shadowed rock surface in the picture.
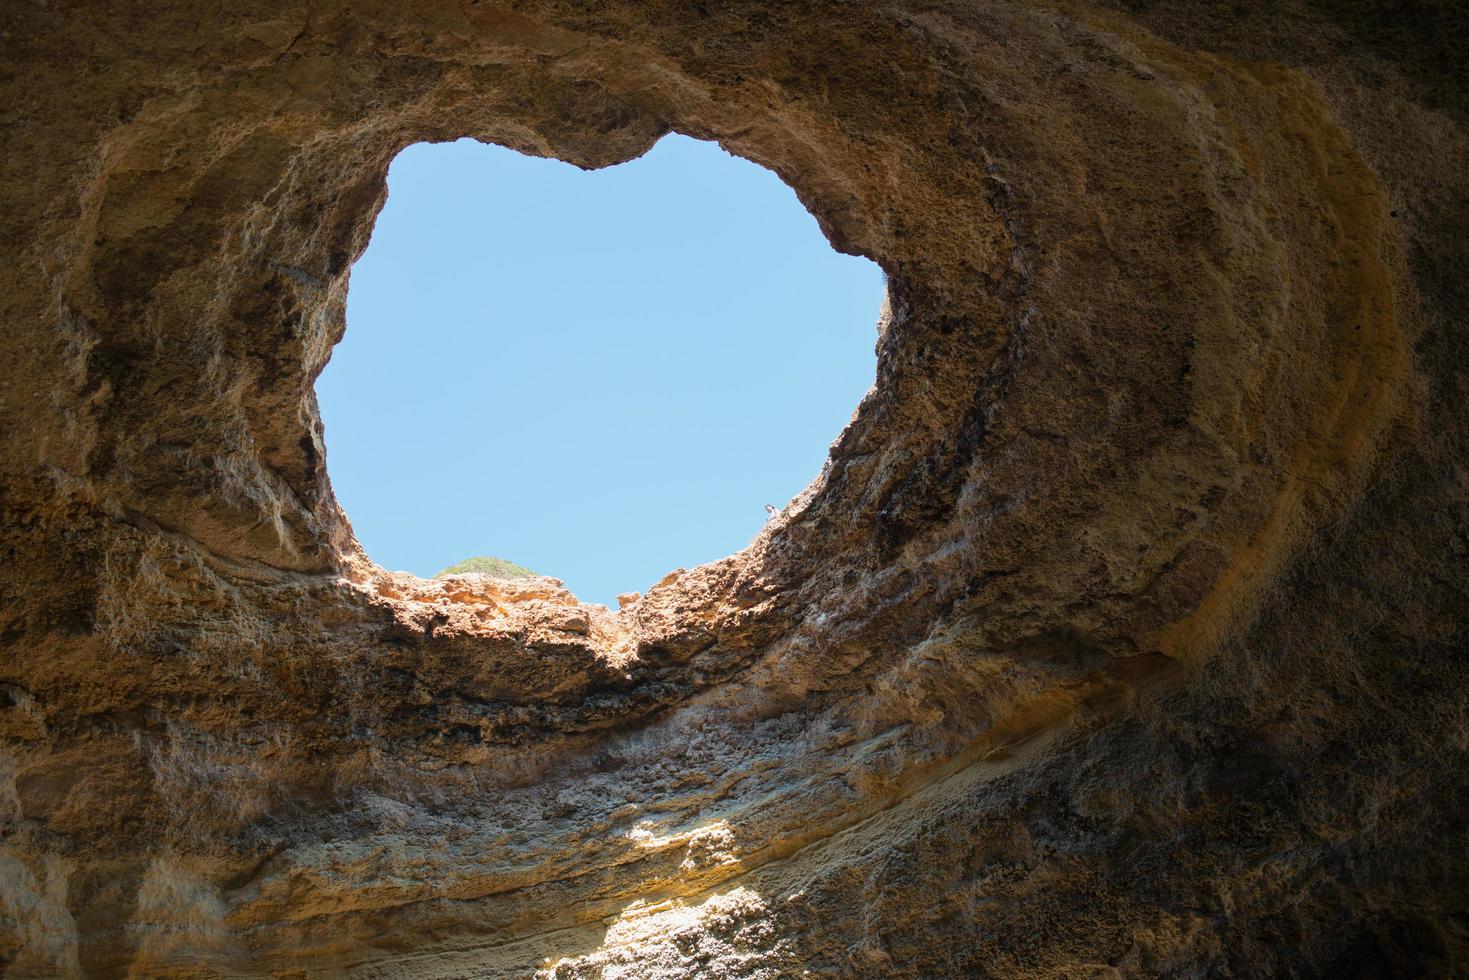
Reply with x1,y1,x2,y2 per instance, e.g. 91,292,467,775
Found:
1,0,1466,976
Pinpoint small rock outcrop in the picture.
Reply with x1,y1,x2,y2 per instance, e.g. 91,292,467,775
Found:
1,0,1466,976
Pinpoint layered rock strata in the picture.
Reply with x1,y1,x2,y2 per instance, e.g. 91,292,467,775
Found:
2,0,1466,976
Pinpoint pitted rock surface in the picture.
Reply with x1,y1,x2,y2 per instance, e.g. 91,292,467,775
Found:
2,0,1467,976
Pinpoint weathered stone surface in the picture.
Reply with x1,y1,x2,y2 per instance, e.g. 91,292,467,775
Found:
1,0,1465,976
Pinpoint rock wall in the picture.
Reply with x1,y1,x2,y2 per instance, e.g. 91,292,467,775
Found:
1,0,1466,976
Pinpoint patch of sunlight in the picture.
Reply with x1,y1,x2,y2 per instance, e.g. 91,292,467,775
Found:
538,886,791,979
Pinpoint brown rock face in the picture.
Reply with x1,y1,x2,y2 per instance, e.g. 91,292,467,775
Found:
2,1,1466,976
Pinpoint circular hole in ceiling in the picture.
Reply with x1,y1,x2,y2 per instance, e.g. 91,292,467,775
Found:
317,134,885,605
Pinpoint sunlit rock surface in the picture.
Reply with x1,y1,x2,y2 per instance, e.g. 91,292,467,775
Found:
1,0,1466,975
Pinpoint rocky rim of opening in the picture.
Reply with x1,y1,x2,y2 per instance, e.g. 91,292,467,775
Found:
2,1,1466,976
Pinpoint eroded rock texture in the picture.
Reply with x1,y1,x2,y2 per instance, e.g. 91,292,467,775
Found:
2,0,1467,976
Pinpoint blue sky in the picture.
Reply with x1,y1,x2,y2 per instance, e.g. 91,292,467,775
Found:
317,134,884,605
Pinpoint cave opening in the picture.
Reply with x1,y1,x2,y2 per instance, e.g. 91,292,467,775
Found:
316,134,885,606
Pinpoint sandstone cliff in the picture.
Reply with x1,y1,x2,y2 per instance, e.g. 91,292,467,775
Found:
1,0,1466,976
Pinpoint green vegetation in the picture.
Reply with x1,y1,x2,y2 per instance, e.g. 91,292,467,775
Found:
433,556,539,579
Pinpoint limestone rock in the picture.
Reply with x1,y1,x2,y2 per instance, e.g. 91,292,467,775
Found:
1,0,1466,976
